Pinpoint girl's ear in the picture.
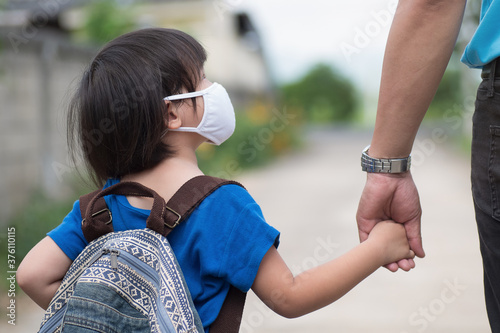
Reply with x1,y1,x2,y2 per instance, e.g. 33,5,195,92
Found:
164,101,182,130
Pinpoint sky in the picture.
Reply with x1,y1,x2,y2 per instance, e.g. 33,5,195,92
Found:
235,0,398,96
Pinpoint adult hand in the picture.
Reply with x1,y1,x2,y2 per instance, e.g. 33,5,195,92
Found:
356,171,424,272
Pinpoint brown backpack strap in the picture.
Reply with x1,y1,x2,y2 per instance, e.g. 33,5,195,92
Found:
210,284,247,333
79,175,246,333
80,176,243,241
80,181,175,241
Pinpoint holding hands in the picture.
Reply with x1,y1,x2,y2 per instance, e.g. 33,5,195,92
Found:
357,171,425,272
366,220,415,267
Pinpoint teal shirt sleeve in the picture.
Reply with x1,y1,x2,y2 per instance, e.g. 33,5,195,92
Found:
461,0,500,68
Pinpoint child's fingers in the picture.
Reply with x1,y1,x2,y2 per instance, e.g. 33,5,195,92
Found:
384,262,399,272
385,255,416,272
397,259,413,272
398,251,417,271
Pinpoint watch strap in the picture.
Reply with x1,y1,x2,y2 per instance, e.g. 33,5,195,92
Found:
361,146,411,173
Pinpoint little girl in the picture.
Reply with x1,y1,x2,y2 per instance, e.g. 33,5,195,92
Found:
17,28,414,331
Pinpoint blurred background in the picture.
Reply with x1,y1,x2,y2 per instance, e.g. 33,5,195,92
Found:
0,0,491,332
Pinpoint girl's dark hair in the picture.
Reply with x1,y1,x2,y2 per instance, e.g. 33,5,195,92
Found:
68,28,207,186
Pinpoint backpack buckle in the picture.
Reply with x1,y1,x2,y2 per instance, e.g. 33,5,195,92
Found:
164,206,181,229
81,208,113,227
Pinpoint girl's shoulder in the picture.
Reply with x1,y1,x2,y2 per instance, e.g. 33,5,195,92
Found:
47,198,87,261
208,182,254,201
198,182,260,214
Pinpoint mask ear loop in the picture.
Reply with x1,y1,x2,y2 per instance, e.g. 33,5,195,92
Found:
163,84,217,127
160,101,170,139
163,82,217,101
161,93,202,134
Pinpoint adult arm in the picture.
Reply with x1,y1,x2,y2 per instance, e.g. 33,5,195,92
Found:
17,236,72,309
357,0,467,271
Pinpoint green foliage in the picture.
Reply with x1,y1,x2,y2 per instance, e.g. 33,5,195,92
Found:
83,0,136,44
280,63,358,123
426,69,463,119
197,102,302,178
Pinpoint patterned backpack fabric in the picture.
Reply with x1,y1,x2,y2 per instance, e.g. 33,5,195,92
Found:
38,176,246,333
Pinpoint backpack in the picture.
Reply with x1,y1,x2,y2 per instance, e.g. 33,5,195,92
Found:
38,176,246,333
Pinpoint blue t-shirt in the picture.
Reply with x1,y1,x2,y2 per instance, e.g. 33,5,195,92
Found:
48,180,280,332
462,0,500,68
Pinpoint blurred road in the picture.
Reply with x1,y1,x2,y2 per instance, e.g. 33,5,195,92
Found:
238,126,489,333
4,126,489,333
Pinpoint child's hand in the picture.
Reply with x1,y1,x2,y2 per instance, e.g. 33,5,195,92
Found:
366,220,415,266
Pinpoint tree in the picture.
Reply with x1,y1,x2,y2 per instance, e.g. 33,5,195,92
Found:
280,63,358,123
84,0,136,44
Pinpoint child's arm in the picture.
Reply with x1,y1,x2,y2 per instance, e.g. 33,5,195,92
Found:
251,220,414,318
17,236,72,309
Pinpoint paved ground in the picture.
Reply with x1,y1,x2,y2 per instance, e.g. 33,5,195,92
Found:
4,126,490,332
238,127,489,333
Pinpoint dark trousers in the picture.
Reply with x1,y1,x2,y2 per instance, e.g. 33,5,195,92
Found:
471,59,500,332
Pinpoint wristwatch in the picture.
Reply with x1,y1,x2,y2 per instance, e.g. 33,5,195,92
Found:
361,145,411,173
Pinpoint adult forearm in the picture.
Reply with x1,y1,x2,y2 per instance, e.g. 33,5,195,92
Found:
369,0,466,158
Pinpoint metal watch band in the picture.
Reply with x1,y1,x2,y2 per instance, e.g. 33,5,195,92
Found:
361,146,411,173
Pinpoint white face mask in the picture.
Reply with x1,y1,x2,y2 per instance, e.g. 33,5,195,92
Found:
163,82,235,145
